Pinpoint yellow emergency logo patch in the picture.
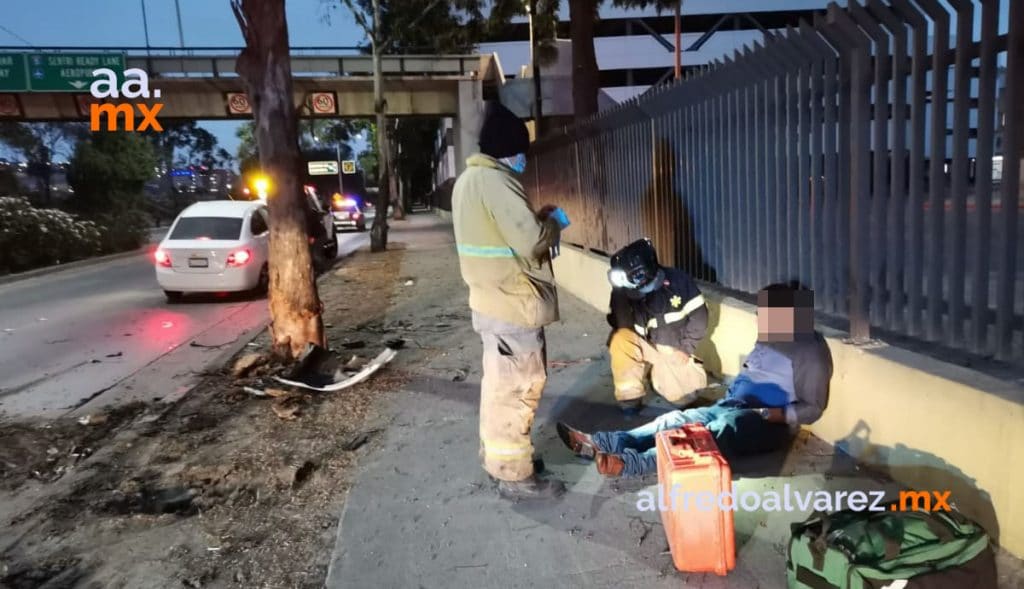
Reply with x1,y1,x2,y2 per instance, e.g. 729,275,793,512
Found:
670,295,682,308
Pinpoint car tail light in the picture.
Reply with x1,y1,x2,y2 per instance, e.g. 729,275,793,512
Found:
154,249,172,267
226,249,252,267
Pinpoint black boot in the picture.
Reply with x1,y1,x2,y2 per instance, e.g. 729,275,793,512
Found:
497,475,566,501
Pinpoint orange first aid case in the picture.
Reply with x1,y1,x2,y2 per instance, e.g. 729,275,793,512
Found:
654,424,736,576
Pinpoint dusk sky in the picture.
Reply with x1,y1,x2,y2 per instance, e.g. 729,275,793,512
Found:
5,0,963,163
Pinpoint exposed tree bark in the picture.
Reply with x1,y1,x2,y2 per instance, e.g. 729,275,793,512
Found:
569,0,600,123
369,0,391,251
231,0,324,360
388,119,405,220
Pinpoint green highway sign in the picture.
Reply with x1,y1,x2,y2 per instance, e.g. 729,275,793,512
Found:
26,53,124,92
308,160,339,176
0,54,28,92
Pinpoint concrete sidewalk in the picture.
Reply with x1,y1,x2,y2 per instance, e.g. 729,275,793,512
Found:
326,214,1024,588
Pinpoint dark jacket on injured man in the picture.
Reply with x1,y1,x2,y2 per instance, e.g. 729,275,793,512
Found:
607,268,708,355
727,334,833,429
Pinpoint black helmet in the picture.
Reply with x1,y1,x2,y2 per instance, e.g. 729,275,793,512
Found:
608,238,660,290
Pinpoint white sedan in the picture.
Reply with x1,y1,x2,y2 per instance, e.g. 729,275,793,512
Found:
154,200,270,303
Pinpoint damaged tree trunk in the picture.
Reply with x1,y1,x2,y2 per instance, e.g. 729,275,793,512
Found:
231,0,324,360
370,0,391,251
388,119,405,221
569,0,600,124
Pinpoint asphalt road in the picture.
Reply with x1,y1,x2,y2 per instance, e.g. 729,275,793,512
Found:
0,230,368,419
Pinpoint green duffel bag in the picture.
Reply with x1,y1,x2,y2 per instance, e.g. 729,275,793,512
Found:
786,503,997,589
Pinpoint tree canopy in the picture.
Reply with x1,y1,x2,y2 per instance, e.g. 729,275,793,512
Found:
67,132,156,215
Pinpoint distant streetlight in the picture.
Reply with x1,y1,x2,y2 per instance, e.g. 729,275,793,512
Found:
140,0,152,55
174,0,185,48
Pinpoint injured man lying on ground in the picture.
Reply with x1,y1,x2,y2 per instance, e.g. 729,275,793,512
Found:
558,282,834,478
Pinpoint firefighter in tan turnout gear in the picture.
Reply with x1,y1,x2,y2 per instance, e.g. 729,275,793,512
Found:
452,101,566,500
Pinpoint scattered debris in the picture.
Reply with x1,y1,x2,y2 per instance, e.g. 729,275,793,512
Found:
343,356,368,371
3,328,14,333
628,517,657,548
77,414,108,426
190,337,238,349
243,386,290,399
403,279,415,286
105,351,123,358
385,339,406,350
549,357,594,369
341,340,366,350
274,347,398,393
278,460,317,489
452,369,467,382
105,486,198,516
37,317,47,322
231,353,268,378
243,386,269,398
340,429,380,451
271,393,309,421
287,344,335,381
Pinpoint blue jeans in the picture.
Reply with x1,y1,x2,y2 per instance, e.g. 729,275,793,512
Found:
590,399,792,477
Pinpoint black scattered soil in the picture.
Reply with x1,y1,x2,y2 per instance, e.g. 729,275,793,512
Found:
0,247,412,589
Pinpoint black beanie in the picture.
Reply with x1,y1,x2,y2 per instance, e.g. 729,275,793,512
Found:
478,101,530,159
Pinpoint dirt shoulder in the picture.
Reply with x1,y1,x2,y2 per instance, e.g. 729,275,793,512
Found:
0,246,414,589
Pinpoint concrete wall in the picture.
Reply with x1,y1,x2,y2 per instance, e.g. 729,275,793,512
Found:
552,244,1024,557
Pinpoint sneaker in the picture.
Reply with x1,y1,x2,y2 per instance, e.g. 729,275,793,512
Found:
497,475,566,501
556,422,597,459
595,452,625,477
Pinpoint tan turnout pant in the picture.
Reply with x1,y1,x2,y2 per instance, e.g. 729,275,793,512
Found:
475,315,547,482
609,328,707,406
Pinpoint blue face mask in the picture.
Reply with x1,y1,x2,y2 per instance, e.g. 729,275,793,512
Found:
501,153,527,174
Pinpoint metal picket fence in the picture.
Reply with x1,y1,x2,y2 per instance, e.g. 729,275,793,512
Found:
527,0,1023,363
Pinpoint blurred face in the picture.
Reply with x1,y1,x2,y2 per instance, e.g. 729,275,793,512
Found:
758,306,796,342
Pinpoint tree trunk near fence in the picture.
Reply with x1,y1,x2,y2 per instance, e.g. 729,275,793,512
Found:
232,0,324,361
370,0,392,250
388,120,405,220
570,0,600,124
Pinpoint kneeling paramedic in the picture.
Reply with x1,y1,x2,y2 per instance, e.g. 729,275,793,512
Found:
452,101,568,501
606,238,709,413
558,283,833,478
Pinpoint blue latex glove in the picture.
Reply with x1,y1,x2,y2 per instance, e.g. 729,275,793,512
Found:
549,208,569,258
551,207,571,229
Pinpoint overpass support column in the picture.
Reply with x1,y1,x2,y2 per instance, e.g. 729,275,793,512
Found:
454,79,484,176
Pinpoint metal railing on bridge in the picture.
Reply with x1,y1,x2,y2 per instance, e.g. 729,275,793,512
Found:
0,46,486,78
528,0,1022,364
